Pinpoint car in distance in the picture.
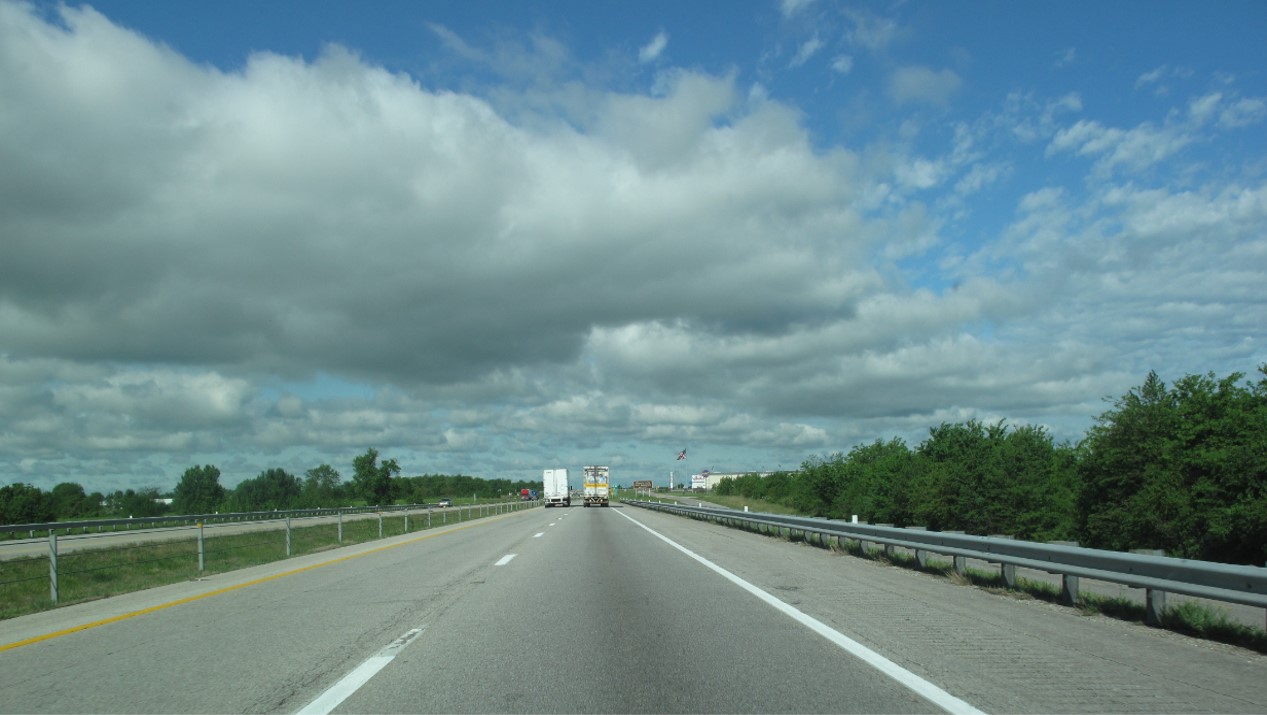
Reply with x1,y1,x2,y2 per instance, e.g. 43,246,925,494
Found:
437,498,452,507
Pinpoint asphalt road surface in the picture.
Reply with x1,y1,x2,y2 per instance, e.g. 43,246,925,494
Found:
1,504,1264,714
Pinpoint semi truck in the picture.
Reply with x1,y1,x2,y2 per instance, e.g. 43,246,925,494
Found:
542,469,570,507
583,465,610,507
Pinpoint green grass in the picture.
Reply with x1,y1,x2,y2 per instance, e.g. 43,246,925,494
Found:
0,507,502,621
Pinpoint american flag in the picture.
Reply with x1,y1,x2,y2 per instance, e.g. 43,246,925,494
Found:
677,449,687,460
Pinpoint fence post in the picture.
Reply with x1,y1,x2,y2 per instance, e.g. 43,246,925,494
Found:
286,517,292,557
198,523,205,573
405,511,410,533
48,530,59,606
1061,575,1080,605
338,511,343,544
990,535,1017,587
1146,589,1166,626
378,513,383,539
908,527,928,567
428,506,432,528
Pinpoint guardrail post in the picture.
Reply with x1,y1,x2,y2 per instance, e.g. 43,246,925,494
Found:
1061,575,1080,605
992,535,1017,587
1146,589,1166,626
909,527,928,567
198,523,205,573
48,530,59,605
872,524,894,558
944,531,967,575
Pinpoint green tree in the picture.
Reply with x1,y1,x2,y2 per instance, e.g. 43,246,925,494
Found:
231,468,301,511
301,464,343,507
50,481,93,519
352,448,399,505
1078,367,1267,563
103,487,168,518
0,483,53,524
172,465,226,514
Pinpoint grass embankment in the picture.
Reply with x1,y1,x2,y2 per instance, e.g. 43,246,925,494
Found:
0,509,477,620
635,493,1267,653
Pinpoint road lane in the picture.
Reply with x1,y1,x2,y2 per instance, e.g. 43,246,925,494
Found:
329,506,942,714
616,504,1267,714
2,502,1264,714
0,508,550,713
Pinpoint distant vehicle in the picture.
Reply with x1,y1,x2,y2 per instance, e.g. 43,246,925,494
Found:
520,488,538,501
542,469,570,507
583,465,610,507
437,498,452,507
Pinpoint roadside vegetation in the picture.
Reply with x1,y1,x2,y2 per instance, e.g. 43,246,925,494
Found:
708,367,1267,567
0,506,496,620
1,448,540,537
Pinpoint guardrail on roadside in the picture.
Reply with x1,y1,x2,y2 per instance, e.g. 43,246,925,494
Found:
626,500,1267,626
2,499,540,607
2,502,449,539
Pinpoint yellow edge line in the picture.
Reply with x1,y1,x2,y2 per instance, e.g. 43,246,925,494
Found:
0,512,512,652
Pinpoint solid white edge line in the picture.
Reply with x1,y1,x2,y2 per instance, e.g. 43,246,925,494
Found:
495,553,516,565
613,509,986,715
296,628,424,715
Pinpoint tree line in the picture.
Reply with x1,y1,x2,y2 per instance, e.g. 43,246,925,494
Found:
1,447,540,526
713,367,1266,566
5,368,1264,564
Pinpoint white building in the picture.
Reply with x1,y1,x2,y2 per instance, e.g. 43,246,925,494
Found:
690,471,776,490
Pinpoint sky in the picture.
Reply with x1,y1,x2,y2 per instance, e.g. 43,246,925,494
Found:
2,0,1265,494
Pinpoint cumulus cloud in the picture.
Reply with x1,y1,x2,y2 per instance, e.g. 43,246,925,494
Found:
0,1,1263,491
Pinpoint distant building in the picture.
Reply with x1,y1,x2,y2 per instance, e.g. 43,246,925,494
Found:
691,471,777,490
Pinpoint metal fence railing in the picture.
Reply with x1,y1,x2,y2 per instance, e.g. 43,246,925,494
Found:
1,500,540,608
627,500,1267,626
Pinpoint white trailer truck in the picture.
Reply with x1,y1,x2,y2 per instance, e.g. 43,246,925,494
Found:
583,465,610,507
543,468,570,507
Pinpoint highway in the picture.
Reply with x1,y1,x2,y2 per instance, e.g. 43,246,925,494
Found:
1,504,1264,714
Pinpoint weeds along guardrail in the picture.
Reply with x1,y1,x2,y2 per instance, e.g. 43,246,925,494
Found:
0,500,539,613
627,500,1267,627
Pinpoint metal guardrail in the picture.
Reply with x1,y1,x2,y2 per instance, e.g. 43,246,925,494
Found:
1,503,443,538
627,500,1267,625
2,499,539,607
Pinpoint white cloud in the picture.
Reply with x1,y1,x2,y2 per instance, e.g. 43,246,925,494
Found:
789,36,824,68
831,55,854,75
1047,119,1192,176
0,1,1263,491
1219,97,1267,129
639,30,668,63
887,65,961,106
780,0,817,18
